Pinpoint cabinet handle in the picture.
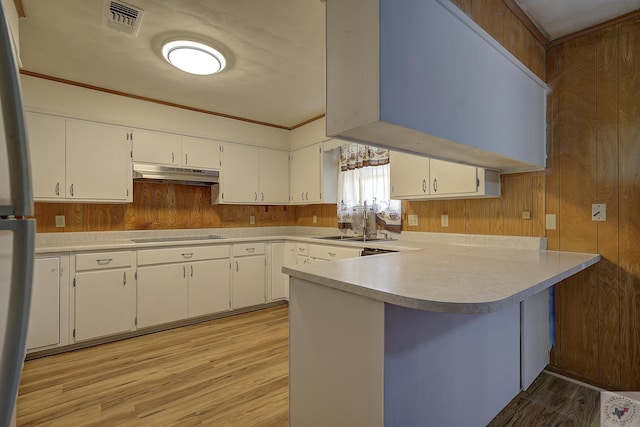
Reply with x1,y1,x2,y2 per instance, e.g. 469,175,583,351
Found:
123,272,126,286
328,252,336,257
261,192,264,201
190,265,193,277
96,258,113,265
55,182,60,196
305,192,309,200
181,253,194,259
422,179,426,193
183,265,186,278
172,152,175,163
185,153,188,165
301,192,304,200
245,247,256,253
433,178,438,193
236,261,239,272
254,192,258,201
70,183,74,196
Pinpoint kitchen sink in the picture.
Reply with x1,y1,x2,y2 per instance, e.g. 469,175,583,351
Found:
131,235,224,243
313,235,387,242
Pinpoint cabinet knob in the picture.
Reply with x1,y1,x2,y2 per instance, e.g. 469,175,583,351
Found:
70,183,74,196
422,179,426,193
254,192,258,201
261,192,264,201
433,178,438,193
55,182,60,196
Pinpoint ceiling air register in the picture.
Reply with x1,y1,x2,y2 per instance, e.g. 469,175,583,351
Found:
102,0,145,36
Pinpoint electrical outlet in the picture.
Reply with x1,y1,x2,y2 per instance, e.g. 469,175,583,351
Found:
249,215,256,225
545,214,556,230
441,214,449,227
408,214,419,227
313,215,318,224
522,211,531,220
592,204,606,221
55,215,65,228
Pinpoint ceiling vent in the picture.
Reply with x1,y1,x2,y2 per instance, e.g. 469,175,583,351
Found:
102,0,144,36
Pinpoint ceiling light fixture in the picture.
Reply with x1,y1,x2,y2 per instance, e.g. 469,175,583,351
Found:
161,40,227,75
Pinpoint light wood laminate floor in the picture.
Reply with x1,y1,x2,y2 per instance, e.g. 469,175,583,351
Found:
18,304,601,426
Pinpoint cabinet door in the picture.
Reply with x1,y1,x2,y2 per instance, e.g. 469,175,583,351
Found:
26,257,60,350
259,149,289,204
291,143,321,203
271,242,295,300
181,136,220,170
74,269,134,341
137,264,188,328
390,151,430,198
232,256,266,309
188,259,230,318
131,128,180,166
66,120,130,201
26,112,66,200
220,144,260,203
429,159,478,195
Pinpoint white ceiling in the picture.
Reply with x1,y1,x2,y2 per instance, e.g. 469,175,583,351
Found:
16,0,640,128
516,0,640,39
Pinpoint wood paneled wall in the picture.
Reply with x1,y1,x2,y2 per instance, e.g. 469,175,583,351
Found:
450,0,546,80
401,172,545,236
546,18,640,390
33,182,309,232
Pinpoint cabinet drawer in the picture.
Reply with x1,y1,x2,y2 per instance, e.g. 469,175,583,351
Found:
294,243,309,256
138,245,230,266
309,244,362,260
233,243,266,257
75,251,133,271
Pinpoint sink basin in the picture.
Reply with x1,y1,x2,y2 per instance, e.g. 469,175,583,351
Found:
131,235,224,243
313,235,386,242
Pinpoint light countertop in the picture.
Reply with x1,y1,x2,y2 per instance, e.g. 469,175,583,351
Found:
283,243,599,314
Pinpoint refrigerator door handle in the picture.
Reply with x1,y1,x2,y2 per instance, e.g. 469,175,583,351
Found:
0,219,35,427
0,3,32,217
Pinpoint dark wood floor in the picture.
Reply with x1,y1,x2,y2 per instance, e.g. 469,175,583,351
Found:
18,304,602,426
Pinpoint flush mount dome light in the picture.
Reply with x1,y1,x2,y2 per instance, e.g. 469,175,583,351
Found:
161,40,227,75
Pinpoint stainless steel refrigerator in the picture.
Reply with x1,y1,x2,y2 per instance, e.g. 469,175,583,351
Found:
0,1,35,426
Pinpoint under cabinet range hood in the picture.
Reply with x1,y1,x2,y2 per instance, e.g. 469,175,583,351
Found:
132,163,219,186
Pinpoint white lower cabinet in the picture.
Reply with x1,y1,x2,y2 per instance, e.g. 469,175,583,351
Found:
136,245,231,329
232,243,266,309
308,244,362,263
27,256,68,351
73,251,135,342
271,242,296,301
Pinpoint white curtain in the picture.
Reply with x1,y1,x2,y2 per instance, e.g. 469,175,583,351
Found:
337,144,401,232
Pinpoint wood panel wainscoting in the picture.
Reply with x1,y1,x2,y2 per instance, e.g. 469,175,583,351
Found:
17,305,602,426
32,182,338,232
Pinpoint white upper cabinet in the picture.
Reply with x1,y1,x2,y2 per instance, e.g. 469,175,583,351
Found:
26,112,66,199
259,148,289,204
326,0,546,172
131,130,220,170
66,120,131,202
213,144,289,205
390,151,500,200
181,136,220,170
131,129,180,166
27,112,132,203
290,143,338,204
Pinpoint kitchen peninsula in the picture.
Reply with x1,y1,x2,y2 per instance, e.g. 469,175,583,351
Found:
284,241,599,426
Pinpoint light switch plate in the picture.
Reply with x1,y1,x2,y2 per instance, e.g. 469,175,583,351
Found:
408,214,418,226
312,215,318,224
592,204,606,221
249,215,256,225
545,214,556,230
441,214,449,227
55,215,65,228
